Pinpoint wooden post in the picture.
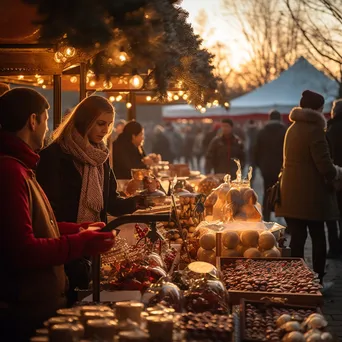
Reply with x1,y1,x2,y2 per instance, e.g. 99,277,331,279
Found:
79,62,87,101
53,74,62,129
127,92,136,121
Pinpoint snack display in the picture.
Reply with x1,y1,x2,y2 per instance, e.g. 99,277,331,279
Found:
242,301,332,342
176,312,234,340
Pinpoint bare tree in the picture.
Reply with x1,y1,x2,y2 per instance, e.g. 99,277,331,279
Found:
221,0,304,90
284,0,342,97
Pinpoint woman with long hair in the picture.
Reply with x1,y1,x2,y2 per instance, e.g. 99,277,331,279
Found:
37,96,140,303
112,120,152,179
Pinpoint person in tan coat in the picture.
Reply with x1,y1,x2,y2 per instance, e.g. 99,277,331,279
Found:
276,90,342,283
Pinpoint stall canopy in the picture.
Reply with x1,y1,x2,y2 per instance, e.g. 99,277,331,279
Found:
162,57,339,121
228,57,339,118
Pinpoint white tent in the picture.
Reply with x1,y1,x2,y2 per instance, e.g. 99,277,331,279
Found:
228,57,339,117
162,57,339,121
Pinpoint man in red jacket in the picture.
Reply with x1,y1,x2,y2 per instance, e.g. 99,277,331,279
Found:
0,88,115,341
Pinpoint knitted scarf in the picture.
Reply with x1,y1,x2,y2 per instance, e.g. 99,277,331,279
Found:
60,128,108,223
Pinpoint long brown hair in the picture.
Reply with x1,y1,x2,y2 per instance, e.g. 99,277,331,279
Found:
52,95,115,143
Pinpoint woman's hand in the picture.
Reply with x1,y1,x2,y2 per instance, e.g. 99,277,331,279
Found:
79,221,106,231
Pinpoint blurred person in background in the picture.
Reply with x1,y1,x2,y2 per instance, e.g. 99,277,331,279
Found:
113,120,153,179
183,125,196,169
193,127,205,171
205,118,245,178
254,110,287,221
275,90,342,284
164,122,183,163
151,125,173,163
202,122,220,155
326,99,342,258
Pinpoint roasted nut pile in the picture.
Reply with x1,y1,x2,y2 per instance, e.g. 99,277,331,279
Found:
176,311,233,341
245,303,316,341
222,259,321,293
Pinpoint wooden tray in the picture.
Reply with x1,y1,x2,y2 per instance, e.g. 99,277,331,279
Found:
240,298,321,342
219,257,323,306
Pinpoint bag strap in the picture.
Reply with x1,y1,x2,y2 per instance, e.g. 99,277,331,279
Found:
0,155,33,218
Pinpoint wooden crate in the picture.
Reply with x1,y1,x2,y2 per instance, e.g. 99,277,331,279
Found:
219,257,323,306
240,298,322,342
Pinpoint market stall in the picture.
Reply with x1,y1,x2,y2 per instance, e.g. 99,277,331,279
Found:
29,158,337,342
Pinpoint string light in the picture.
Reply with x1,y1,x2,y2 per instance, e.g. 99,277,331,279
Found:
126,102,132,108
109,96,115,102
224,102,230,108
89,80,96,87
200,107,206,114
63,46,76,58
37,78,44,85
197,105,202,109
129,74,144,89
103,81,113,89
173,95,179,100
213,100,219,106
182,94,188,100
42,85,47,89
70,76,77,83
207,103,212,108
118,51,128,63
146,96,152,101
54,51,66,63
116,95,123,101
18,75,24,80
178,90,184,96
87,70,94,77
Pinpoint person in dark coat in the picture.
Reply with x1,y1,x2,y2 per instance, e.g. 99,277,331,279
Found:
202,123,220,155
205,118,245,178
275,90,342,283
37,96,139,304
254,110,287,221
151,125,173,163
112,120,151,179
0,89,114,341
326,99,342,257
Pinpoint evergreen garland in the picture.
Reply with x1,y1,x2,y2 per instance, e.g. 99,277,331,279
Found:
23,0,228,107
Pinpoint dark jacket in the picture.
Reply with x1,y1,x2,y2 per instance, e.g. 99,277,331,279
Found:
327,105,342,214
275,107,340,221
254,120,287,178
151,130,174,163
37,142,136,223
112,135,147,180
0,132,90,339
205,134,245,178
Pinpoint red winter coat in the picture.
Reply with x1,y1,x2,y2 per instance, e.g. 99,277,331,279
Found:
0,132,90,339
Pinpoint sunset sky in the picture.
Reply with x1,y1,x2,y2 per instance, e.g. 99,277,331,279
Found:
180,0,251,69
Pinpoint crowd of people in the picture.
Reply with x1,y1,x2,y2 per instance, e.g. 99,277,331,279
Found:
0,83,341,340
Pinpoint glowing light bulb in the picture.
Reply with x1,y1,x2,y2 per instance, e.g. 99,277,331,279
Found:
18,75,24,80
87,70,94,77
224,102,230,107
89,80,96,87
42,85,47,89
213,100,219,106
129,74,143,89
207,103,212,108
70,76,77,83
167,91,173,98
116,95,123,101
146,96,152,101
63,46,76,58
37,78,44,85
54,51,66,63
182,94,188,100
197,105,202,109
118,52,127,63
126,102,132,109
103,81,113,89
200,108,206,114
173,95,179,100
109,96,115,102
178,90,184,96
